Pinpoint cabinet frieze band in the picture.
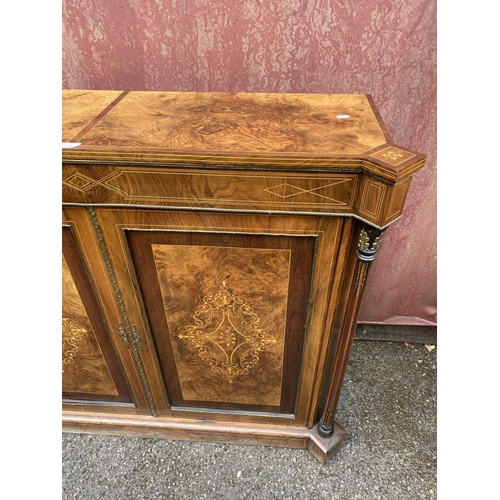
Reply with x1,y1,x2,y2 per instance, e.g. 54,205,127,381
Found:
63,163,411,227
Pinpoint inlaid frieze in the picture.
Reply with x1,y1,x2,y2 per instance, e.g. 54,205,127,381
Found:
62,165,357,212
358,178,386,221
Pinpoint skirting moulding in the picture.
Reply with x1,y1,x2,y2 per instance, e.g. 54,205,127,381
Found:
62,90,426,464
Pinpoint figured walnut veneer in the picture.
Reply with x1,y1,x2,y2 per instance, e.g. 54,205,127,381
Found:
69,92,386,153
125,229,315,414
62,252,118,396
63,166,358,213
62,90,425,463
62,90,124,143
152,245,289,406
62,226,133,405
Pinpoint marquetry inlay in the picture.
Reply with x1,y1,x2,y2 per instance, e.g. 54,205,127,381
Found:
62,167,356,211
369,146,416,166
62,253,118,395
63,169,123,193
359,179,386,219
151,243,291,406
177,278,277,384
62,90,427,464
62,316,85,371
264,178,353,205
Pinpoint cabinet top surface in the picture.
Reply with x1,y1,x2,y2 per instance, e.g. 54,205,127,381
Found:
62,90,425,180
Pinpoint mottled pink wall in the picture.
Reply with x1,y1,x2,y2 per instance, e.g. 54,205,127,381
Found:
62,0,437,325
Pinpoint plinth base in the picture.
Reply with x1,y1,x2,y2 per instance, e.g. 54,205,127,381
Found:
308,422,348,464
63,411,347,464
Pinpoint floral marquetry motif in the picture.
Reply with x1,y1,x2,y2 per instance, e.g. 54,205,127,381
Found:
62,316,85,372
150,240,293,407
177,279,277,384
61,252,119,395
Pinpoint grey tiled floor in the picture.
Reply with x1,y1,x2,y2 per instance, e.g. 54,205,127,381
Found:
62,337,437,499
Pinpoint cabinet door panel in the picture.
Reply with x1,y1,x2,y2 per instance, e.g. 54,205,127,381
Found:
94,208,346,423
126,229,316,415
62,226,133,405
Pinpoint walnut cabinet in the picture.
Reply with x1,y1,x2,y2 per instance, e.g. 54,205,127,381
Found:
62,90,425,463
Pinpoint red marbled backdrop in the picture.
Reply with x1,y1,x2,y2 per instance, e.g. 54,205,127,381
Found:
62,0,436,325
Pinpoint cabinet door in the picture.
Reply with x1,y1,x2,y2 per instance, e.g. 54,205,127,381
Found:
92,208,349,425
126,229,315,415
62,225,133,407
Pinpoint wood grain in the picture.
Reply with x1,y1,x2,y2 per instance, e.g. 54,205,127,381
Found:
63,409,347,464
62,91,427,186
61,161,415,228
62,165,357,213
125,228,316,414
62,90,123,142
152,244,290,406
62,252,118,395
66,91,386,154
62,209,162,414
91,207,344,425
318,222,386,435
62,225,133,404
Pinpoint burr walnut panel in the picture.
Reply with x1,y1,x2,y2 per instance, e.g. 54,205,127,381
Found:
62,90,123,143
74,92,387,155
62,91,427,186
125,229,316,415
62,253,118,395
62,226,133,404
152,245,290,406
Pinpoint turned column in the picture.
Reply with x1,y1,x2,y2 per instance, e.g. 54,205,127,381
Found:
318,222,385,438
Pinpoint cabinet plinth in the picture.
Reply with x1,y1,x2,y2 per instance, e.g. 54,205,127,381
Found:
62,90,425,463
